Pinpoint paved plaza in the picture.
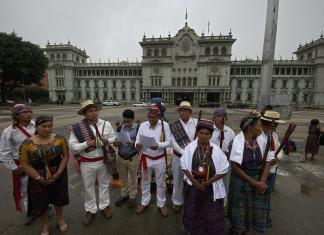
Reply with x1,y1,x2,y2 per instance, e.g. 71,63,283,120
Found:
0,104,324,235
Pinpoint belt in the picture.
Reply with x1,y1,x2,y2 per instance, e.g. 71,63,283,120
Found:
140,153,165,171
174,150,182,158
80,156,104,163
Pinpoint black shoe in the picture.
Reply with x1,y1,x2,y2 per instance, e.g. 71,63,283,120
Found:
115,196,129,206
127,198,136,208
172,204,182,214
24,216,37,226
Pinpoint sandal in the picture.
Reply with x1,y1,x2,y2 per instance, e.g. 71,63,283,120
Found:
57,220,68,232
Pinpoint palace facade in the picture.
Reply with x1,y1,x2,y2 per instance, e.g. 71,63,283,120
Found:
43,23,324,108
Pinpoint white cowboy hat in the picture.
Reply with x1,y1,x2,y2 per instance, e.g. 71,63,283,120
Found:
261,110,286,123
177,101,192,111
77,99,101,115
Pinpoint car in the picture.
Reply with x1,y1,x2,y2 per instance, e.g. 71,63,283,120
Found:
102,100,119,106
132,102,147,107
227,102,249,109
198,101,219,108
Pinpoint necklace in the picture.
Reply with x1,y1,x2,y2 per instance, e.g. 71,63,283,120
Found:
197,145,208,172
245,139,258,159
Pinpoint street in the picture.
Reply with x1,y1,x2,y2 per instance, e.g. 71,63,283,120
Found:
0,104,324,235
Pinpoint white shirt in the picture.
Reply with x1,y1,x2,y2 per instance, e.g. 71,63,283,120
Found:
230,131,275,165
258,131,283,173
135,120,171,157
211,125,235,153
69,119,116,158
180,140,229,201
172,118,198,155
0,121,35,171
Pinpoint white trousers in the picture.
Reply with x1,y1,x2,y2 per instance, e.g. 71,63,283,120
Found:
20,175,28,212
80,160,111,214
223,165,231,206
141,158,166,208
171,155,184,206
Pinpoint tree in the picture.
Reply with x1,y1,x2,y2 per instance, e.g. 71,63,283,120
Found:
0,32,48,102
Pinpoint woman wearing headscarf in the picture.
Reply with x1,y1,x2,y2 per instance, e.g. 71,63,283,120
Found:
227,111,274,235
19,116,69,235
181,119,229,235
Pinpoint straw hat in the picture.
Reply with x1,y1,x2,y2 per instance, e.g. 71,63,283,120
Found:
77,100,101,115
178,101,192,110
260,110,285,123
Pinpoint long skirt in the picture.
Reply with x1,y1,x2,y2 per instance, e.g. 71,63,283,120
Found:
227,172,270,233
183,184,224,235
27,168,69,217
305,135,319,155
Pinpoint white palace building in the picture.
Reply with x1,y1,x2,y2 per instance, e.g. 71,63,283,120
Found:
44,23,324,108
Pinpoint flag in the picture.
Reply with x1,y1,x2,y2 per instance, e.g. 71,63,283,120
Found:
208,21,210,33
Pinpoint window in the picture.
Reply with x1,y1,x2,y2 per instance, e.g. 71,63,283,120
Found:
247,93,252,101
236,93,241,101
113,92,117,100
86,92,90,99
147,49,152,56
154,48,159,57
77,81,81,87
286,68,291,75
298,68,302,75
121,81,126,88
303,68,309,75
193,77,197,86
208,77,212,86
104,92,108,100
56,54,61,60
275,68,279,75
292,68,296,75
182,77,186,86
188,77,192,86
213,47,218,55
159,78,161,86
162,48,167,56
62,54,67,60
237,80,242,88
151,79,154,86
280,68,285,75
122,92,126,100
305,81,309,88
103,81,107,88
131,93,135,100
50,54,55,60
113,81,116,88
241,68,246,75
271,80,276,89
282,80,287,89
303,94,308,102
95,92,99,99
172,77,176,86
293,80,298,89
205,47,210,55
212,78,216,86
131,81,135,88
230,68,234,75
86,81,89,88
221,47,227,55
94,81,98,88
217,77,220,86
252,68,257,75
248,80,253,88
247,68,251,75
177,77,181,86
292,93,298,102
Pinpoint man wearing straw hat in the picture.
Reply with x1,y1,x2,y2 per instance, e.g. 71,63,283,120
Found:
0,104,36,225
135,105,171,217
258,110,285,227
69,100,116,225
169,101,197,213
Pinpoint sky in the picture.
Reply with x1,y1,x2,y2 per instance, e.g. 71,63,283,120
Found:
1,0,323,62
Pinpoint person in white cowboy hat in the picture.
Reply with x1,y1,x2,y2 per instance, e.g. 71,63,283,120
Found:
169,101,198,213
68,100,116,226
258,110,285,227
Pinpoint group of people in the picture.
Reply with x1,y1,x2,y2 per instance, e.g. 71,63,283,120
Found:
0,99,320,235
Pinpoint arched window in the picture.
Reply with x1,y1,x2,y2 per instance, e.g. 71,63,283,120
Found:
147,49,152,56
162,48,167,56
56,54,61,60
50,54,55,60
205,47,210,55
221,47,227,55
154,48,159,57
213,47,218,55
62,53,67,60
